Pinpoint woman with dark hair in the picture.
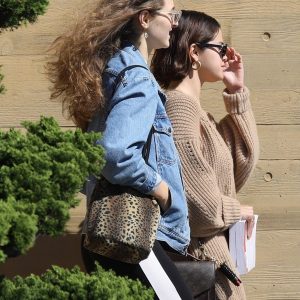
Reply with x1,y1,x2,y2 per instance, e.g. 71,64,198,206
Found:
152,10,259,299
47,1,193,299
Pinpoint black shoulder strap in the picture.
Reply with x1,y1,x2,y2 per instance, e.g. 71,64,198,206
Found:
142,127,154,163
115,64,149,88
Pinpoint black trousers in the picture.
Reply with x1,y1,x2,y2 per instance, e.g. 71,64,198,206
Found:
81,237,193,300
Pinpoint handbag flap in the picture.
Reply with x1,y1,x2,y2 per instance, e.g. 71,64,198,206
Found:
166,251,215,299
175,260,215,296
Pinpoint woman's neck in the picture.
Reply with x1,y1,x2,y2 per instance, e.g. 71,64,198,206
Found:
169,72,202,102
136,37,152,63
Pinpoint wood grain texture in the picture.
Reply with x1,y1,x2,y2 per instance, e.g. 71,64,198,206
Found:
239,195,300,231
66,192,300,234
201,87,300,125
231,18,300,55
243,230,300,300
257,125,300,160
175,0,300,19
65,193,85,233
0,0,299,298
67,160,300,232
0,0,95,56
2,0,299,57
1,54,300,127
66,196,300,233
0,55,72,127
239,160,300,197
243,54,300,90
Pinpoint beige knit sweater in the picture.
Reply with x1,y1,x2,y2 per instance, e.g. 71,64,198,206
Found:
165,88,259,300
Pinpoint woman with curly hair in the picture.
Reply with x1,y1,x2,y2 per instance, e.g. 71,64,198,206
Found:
47,1,193,299
152,10,259,299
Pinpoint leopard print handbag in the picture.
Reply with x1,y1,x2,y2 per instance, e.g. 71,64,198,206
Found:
83,179,160,264
84,126,160,264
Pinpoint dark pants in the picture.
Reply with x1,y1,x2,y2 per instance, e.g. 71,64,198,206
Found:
81,237,193,299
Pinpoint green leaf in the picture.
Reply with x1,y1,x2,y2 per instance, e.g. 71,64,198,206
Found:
0,116,105,260
0,0,49,31
0,264,154,299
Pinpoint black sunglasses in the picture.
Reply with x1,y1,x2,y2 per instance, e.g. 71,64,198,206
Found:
196,42,228,58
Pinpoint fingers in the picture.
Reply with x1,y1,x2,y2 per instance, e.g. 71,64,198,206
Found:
246,216,255,239
226,47,242,63
235,51,242,63
240,205,254,217
240,205,255,239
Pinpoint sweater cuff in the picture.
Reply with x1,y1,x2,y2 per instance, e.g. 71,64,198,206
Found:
223,86,250,114
222,195,241,227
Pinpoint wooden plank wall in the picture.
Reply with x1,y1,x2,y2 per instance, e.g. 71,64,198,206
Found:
0,1,300,299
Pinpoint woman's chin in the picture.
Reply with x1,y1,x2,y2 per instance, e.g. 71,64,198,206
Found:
162,40,170,48
217,73,225,81
153,41,170,51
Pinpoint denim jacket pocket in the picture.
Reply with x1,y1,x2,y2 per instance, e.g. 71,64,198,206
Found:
153,114,177,165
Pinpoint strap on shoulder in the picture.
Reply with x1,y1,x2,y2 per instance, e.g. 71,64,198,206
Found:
114,64,149,87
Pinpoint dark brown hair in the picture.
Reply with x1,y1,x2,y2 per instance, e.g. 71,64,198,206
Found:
151,10,220,89
46,0,164,130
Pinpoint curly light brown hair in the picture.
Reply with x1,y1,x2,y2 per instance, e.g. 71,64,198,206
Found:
47,0,164,130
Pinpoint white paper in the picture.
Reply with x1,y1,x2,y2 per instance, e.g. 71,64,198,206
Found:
229,215,258,275
139,250,181,300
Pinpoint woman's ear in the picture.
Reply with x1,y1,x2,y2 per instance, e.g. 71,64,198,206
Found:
189,44,200,63
138,10,151,30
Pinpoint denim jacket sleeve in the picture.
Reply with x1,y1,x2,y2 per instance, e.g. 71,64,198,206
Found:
100,67,162,194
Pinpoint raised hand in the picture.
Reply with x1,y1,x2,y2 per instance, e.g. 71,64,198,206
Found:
223,47,244,94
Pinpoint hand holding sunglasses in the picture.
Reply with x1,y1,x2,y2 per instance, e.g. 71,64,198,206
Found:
222,47,245,94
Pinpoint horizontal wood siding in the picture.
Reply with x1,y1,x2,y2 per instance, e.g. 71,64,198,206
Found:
0,0,299,298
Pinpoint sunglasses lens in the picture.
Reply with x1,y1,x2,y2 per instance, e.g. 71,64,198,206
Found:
221,45,227,58
158,10,182,24
197,43,228,58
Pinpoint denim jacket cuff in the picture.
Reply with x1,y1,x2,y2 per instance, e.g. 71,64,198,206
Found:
144,171,162,195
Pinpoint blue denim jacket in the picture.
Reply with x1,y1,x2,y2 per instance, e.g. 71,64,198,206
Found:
86,43,190,254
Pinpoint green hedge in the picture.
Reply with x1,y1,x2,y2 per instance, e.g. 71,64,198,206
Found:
0,0,49,31
0,264,154,299
0,117,105,262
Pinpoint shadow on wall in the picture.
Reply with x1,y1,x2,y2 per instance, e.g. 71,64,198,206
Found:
0,234,85,278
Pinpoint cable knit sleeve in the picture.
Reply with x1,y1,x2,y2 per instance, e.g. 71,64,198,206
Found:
218,87,260,191
165,92,241,237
